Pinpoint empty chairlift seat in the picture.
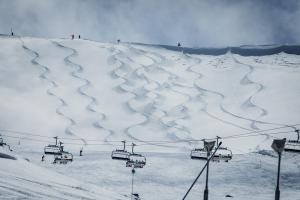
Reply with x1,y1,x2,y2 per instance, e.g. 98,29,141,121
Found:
190,148,207,160
284,129,300,153
44,145,62,155
285,140,300,152
111,149,130,160
44,137,62,155
111,141,130,161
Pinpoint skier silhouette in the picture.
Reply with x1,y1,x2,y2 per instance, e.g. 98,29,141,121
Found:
41,155,45,162
177,42,181,47
80,148,83,156
71,34,74,40
78,35,81,39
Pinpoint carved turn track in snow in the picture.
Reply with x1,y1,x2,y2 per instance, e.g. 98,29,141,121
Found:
19,38,80,140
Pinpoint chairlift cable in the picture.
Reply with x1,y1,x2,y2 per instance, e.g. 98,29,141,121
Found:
0,124,299,148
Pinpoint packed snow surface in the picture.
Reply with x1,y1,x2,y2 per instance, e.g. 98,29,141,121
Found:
0,36,299,199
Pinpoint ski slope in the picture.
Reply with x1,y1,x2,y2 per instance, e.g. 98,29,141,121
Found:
0,36,299,199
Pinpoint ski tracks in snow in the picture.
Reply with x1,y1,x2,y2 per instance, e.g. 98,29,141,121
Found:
107,45,192,147
232,54,298,130
19,38,79,139
51,41,114,144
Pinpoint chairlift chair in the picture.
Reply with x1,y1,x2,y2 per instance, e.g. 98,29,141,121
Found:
212,147,232,162
190,137,233,162
53,142,73,164
190,148,207,160
284,129,300,153
44,137,62,155
126,143,146,168
126,153,146,168
111,141,130,161
53,151,73,164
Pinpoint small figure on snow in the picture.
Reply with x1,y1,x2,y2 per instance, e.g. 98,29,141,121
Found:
117,39,120,43
177,42,181,47
71,34,74,40
80,148,83,156
41,155,45,162
78,35,81,39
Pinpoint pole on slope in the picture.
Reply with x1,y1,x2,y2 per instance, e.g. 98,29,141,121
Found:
131,168,135,200
122,140,126,151
182,142,222,200
203,141,215,200
54,136,58,146
132,143,136,154
271,138,286,200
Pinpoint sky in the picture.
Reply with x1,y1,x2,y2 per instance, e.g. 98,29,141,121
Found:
0,0,299,47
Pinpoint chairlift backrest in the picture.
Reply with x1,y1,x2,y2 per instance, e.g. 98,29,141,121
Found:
111,141,131,160
130,154,145,160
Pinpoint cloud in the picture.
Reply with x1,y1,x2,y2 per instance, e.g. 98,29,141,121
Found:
0,0,299,47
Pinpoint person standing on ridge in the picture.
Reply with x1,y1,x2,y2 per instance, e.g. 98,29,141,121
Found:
71,34,74,40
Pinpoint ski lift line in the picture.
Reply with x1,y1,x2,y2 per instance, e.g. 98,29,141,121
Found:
0,134,122,146
0,128,124,142
122,130,296,145
0,124,299,147
211,124,300,139
1,129,290,148
0,131,294,146
221,130,295,139
0,129,54,138
1,134,51,143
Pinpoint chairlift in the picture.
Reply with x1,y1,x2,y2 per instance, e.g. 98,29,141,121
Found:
53,151,73,164
53,142,73,164
212,146,232,162
44,136,62,155
111,140,130,161
284,129,300,153
210,136,232,162
190,148,207,160
126,143,146,168
190,137,232,162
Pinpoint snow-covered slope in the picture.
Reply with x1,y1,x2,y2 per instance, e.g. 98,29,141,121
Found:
0,148,126,199
0,36,299,199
